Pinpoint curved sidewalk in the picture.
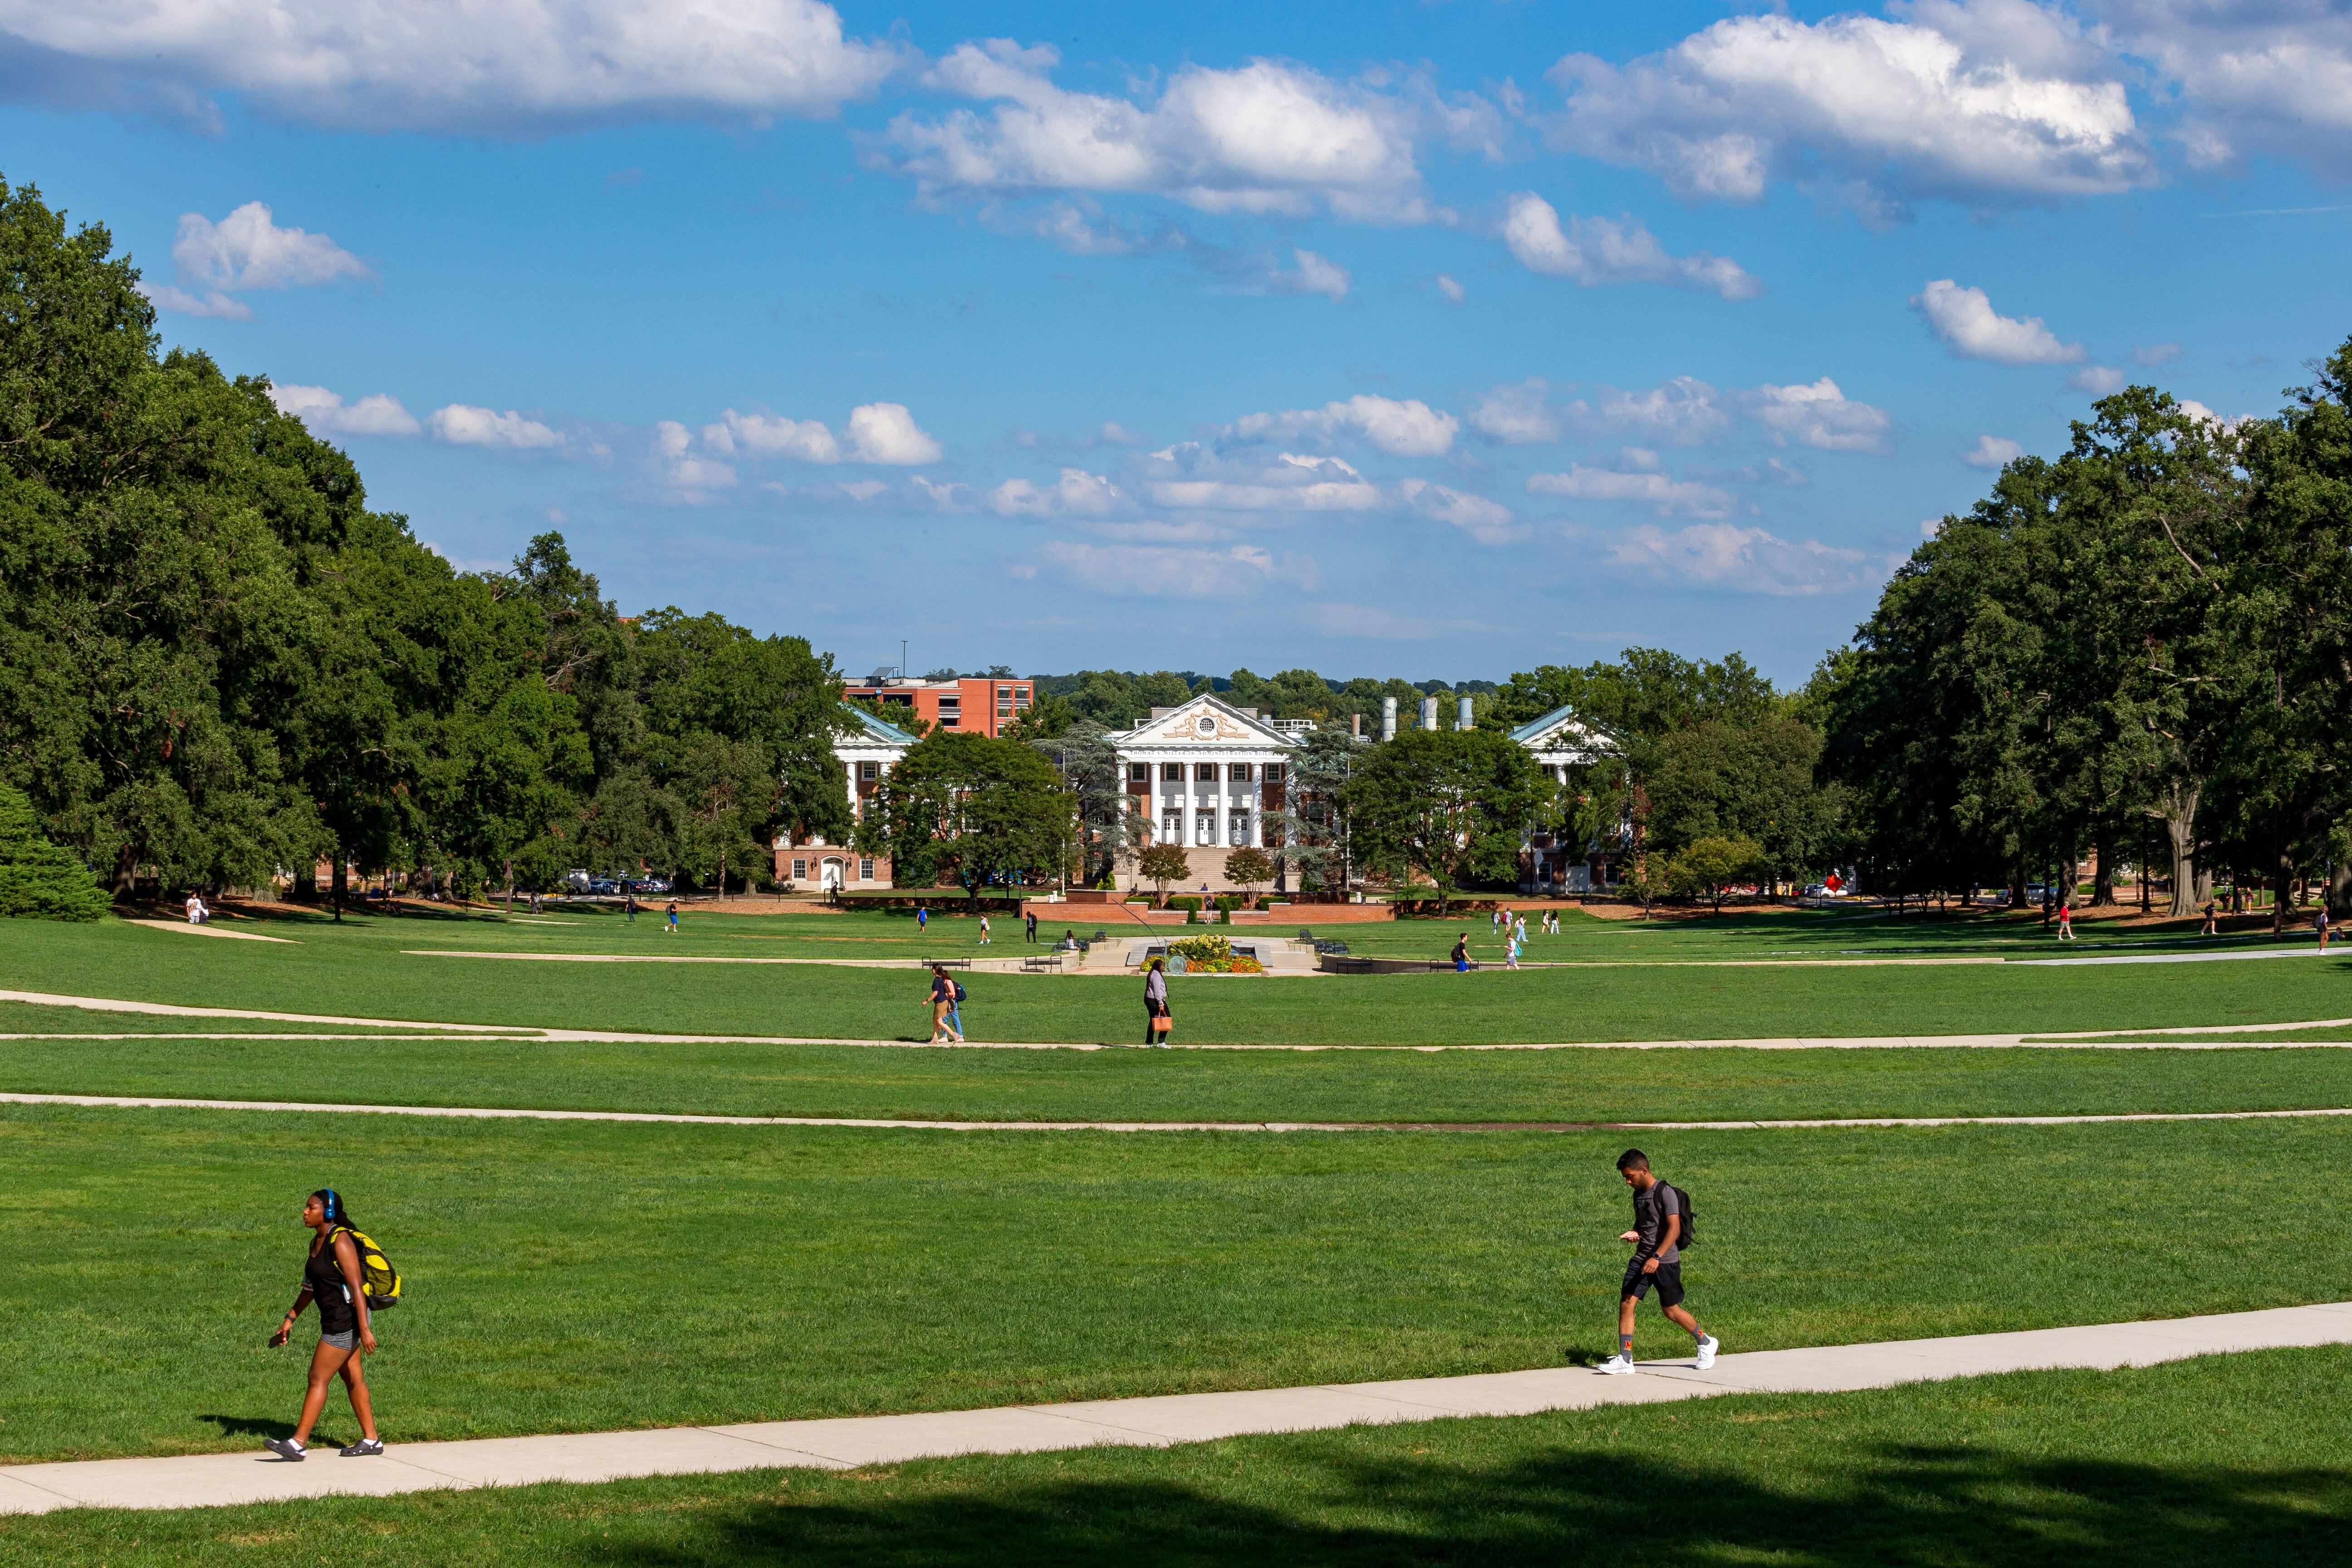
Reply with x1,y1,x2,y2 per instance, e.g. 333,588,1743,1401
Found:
4,1303,2347,1516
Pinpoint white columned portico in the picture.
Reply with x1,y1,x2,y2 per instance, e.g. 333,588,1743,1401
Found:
1105,695,1303,891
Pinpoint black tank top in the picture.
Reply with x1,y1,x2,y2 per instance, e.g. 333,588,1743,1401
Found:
306,1231,358,1334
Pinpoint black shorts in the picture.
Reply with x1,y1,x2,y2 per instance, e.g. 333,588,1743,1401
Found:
1621,1256,1684,1308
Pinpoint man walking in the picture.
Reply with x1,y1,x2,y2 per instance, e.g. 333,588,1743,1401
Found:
625,890,637,924
2057,901,2075,941
1025,906,1038,945
1451,932,1470,972
1597,1149,1716,1376
2317,903,2331,952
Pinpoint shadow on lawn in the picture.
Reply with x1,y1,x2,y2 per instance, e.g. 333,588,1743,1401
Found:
593,1444,2352,1567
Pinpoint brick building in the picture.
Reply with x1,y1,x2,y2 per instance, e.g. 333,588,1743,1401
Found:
838,673,1034,736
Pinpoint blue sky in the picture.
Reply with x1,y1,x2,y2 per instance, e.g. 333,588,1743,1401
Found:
6,1,2350,686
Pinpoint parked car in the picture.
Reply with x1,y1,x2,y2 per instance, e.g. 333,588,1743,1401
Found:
628,877,670,895
585,877,622,896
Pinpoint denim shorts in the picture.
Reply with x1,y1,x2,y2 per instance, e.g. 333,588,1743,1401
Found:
320,1329,358,1351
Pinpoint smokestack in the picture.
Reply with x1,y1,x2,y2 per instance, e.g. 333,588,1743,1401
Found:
1420,696,1439,731
1351,713,1361,738
1458,696,1474,730
1382,696,1397,741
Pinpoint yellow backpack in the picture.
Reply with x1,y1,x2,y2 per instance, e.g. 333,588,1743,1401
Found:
331,1226,402,1310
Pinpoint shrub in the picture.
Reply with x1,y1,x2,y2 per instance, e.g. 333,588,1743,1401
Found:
1167,933,1263,973
0,785,112,921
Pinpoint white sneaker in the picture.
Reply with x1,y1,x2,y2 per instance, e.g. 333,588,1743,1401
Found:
1595,1354,1636,1376
1695,1335,1719,1370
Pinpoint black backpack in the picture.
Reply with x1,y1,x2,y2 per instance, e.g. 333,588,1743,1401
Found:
1665,1183,1695,1248
952,981,968,1003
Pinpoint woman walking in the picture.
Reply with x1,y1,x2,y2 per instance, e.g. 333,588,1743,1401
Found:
929,964,964,1043
1143,956,1171,1046
264,1189,381,1460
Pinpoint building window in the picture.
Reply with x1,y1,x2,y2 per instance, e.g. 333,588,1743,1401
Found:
1230,810,1250,844
1195,763,1217,782
1162,763,1184,783
1014,687,1031,709
1161,810,1181,842
1228,763,1253,782
1129,764,1150,783
859,858,876,882
791,858,808,879
1264,763,1284,784
858,760,879,781
1196,810,1217,844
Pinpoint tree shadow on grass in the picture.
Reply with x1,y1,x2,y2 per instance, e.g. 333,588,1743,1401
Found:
591,1443,2352,1568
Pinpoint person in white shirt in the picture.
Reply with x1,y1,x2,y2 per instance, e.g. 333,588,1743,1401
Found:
185,893,209,925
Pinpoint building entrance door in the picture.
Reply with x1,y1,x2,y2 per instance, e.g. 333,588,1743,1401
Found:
821,858,845,891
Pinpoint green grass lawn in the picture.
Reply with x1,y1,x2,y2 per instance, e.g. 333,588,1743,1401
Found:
5,1105,2348,1465
5,917,2351,1047
3,1347,2343,1565
11,1032,2352,1123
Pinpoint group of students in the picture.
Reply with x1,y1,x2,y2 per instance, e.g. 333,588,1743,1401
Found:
257,1147,1717,1461
1446,905,1554,971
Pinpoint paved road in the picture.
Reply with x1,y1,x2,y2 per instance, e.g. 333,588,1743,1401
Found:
4,1303,2345,1515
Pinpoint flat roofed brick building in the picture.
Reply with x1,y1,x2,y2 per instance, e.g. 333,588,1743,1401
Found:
838,674,1033,737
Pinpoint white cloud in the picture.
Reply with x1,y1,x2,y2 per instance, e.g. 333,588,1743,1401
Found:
2174,399,2256,431
1738,378,1893,453
701,410,842,463
1466,380,1566,446
1526,465,1737,519
1098,421,1147,446
429,404,566,449
2132,342,2183,367
653,420,737,491
1600,522,1895,596
987,467,1124,517
1960,433,2026,468
1033,540,1316,599
1912,279,2085,364
1269,248,1351,301
1435,273,1465,304
844,402,944,465
1548,3,2153,221
172,202,371,290
1399,478,1519,544
2068,365,2127,395
1225,394,1457,456
1584,377,1735,446
269,383,422,438
2096,0,2352,179
137,283,253,320
1139,445,1384,514
1500,194,1762,299
0,0,899,134
879,40,1478,223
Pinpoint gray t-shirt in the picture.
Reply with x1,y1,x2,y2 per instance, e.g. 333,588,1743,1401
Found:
1633,1181,1681,1264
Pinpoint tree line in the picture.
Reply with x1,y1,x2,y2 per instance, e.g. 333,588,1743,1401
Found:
1,176,851,907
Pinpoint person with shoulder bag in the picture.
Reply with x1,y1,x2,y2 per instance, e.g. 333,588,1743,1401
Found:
265,1187,395,1460
1144,956,1172,1046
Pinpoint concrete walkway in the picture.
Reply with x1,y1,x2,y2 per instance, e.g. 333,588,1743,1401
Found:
5,990,2348,1053
9,1090,2352,1135
120,920,297,944
4,1303,2346,1516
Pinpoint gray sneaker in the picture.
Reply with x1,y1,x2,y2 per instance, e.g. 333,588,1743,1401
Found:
264,1437,306,1462
339,1437,384,1457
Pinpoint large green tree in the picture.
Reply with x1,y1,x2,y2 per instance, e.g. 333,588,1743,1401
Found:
857,730,1073,908
1345,728,1548,908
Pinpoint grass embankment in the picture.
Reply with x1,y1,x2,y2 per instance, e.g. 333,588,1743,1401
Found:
11,1034,2352,1123
5,1107,2349,1463
3,1349,2344,1564
4,918,2350,1046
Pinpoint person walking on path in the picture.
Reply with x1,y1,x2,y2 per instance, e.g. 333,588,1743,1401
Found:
1490,908,1501,934
185,892,209,925
2057,902,2075,941
1143,956,1172,1046
1505,929,1520,970
979,914,991,946
1451,933,1471,972
928,965,964,1044
2201,900,2218,937
1025,907,1038,945
624,890,637,924
1596,1150,1716,1377
2317,903,2331,952
918,906,928,935
264,1189,382,1460
664,899,679,935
